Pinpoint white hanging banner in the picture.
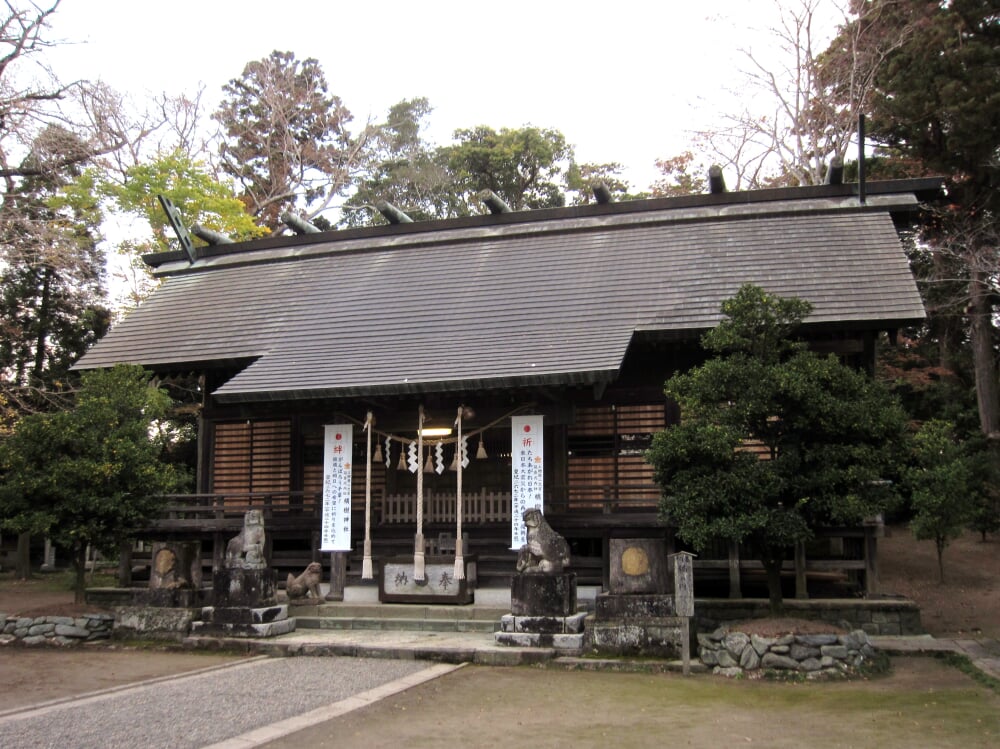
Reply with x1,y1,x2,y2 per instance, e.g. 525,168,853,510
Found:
320,424,353,551
511,415,544,550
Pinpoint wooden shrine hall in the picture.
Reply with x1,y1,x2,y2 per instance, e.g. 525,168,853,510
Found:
74,176,942,599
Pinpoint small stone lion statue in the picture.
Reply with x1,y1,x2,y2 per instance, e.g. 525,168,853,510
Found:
516,508,570,574
226,509,267,568
286,561,323,601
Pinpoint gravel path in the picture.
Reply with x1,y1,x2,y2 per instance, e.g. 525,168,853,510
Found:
0,656,432,749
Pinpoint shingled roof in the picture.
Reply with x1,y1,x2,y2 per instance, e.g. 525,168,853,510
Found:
75,180,937,403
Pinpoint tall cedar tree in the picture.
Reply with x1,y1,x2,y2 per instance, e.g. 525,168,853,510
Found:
0,126,110,426
647,285,907,613
214,51,365,229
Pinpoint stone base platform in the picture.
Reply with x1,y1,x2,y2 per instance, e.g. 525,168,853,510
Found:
587,592,689,658
494,612,587,653
192,603,296,638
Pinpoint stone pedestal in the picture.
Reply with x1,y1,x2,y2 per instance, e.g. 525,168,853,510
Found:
588,592,690,658
191,601,295,638
193,566,295,638
495,611,587,652
213,566,276,608
496,573,582,653
510,572,576,617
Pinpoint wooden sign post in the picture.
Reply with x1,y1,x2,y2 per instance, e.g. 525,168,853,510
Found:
672,551,696,676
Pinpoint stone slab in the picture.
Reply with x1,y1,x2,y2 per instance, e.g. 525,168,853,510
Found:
149,540,203,591
204,604,289,625
494,630,584,653
379,556,475,604
113,606,196,640
191,617,296,638
595,593,676,620
500,612,588,634
609,538,669,594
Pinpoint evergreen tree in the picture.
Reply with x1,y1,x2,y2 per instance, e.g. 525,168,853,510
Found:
0,365,188,601
905,420,978,582
647,285,908,612
0,126,110,428
828,0,1000,440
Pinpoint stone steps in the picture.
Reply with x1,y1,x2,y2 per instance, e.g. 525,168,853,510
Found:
289,601,508,634
295,616,499,633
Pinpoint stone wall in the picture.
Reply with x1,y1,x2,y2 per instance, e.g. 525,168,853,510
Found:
698,627,876,677
1,613,114,646
695,598,922,636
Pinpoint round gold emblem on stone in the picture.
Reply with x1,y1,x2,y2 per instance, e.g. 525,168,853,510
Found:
621,546,650,576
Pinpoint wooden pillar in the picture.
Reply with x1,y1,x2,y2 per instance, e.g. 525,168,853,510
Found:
117,540,133,588
728,540,742,599
602,534,611,592
794,541,808,600
326,551,347,601
864,525,879,596
311,530,321,563
212,532,225,573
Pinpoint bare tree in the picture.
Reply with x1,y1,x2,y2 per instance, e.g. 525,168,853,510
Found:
695,0,917,187
0,2,138,194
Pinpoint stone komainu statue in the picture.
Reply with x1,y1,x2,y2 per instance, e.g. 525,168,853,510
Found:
286,562,323,600
226,509,267,568
516,508,570,574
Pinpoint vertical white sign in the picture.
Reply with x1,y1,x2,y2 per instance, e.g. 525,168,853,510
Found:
511,415,544,549
321,424,353,551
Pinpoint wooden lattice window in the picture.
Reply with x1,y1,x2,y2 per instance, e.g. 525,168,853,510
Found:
211,420,291,494
567,404,666,508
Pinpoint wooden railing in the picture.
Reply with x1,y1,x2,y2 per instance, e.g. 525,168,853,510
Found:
152,492,321,532
381,489,511,524
147,484,663,532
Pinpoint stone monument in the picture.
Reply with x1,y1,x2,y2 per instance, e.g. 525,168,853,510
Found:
145,540,205,607
110,540,209,641
588,538,690,658
192,510,295,637
495,509,585,652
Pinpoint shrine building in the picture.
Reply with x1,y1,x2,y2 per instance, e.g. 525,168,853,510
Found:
74,176,941,599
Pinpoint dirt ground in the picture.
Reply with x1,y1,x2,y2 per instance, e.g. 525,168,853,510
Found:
0,525,997,718
263,658,1000,749
879,524,1000,638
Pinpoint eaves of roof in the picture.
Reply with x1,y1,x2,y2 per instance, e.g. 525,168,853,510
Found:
77,183,931,403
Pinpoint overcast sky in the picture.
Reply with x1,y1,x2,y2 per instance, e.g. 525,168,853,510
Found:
43,0,842,192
